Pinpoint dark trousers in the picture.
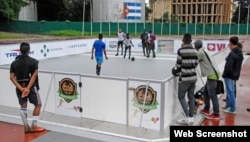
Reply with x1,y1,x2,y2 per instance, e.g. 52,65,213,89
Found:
203,79,220,115
117,41,123,55
178,82,196,117
124,46,131,59
142,42,148,56
147,43,156,57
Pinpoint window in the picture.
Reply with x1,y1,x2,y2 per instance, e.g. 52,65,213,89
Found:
192,4,196,14
188,4,191,14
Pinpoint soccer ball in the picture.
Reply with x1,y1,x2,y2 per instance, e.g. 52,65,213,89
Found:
131,57,135,61
172,66,181,76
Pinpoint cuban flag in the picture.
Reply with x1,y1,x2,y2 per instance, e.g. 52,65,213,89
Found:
122,2,142,20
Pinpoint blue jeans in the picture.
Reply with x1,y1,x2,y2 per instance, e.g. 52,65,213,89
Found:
203,79,220,115
224,78,236,111
178,82,196,117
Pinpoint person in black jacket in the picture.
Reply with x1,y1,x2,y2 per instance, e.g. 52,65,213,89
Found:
222,36,243,114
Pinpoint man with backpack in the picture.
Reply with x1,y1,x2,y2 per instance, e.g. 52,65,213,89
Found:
194,40,221,120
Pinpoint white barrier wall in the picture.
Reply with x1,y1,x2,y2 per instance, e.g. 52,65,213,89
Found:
0,39,233,132
164,78,180,129
128,80,161,130
81,77,127,124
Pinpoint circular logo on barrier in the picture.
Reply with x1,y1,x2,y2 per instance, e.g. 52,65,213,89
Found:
57,78,79,103
133,85,158,113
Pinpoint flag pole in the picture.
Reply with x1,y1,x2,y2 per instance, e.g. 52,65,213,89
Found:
203,3,205,39
126,18,128,33
238,4,241,35
194,4,197,36
178,4,180,36
108,0,111,36
90,0,93,36
186,4,188,33
211,5,214,36
169,3,171,36
144,2,146,29
247,5,249,35
135,3,137,35
220,4,223,38
153,1,155,33
100,1,102,33
82,1,85,36
228,0,231,35
229,12,231,36
160,0,164,35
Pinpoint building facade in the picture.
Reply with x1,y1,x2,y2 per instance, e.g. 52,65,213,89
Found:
149,0,236,23
93,0,145,22
18,0,37,21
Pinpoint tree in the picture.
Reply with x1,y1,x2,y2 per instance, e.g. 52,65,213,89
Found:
0,0,28,21
232,0,250,23
145,5,152,21
154,12,178,23
36,0,91,21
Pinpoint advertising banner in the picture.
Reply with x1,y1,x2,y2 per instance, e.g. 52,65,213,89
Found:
104,38,158,52
0,39,94,65
174,39,228,55
128,81,161,130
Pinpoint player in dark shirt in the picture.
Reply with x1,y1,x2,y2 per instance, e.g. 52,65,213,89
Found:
140,29,148,56
10,42,45,133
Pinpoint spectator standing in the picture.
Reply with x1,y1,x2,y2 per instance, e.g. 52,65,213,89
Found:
176,33,198,125
194,40,221,120
222,36,243,114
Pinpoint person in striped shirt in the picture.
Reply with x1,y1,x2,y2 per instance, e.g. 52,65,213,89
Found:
176,33,198,125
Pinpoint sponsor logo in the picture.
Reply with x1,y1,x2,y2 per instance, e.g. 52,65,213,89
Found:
207,43,226,51
137,42,142,48
5,49,34,58
57,78,79,103
68,44,87,48
131,85,159,113
41,45,49,57
109,40,118,48
41,45,63,57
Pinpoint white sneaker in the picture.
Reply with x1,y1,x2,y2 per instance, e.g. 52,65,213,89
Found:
187,117,194,123
177,117,194,125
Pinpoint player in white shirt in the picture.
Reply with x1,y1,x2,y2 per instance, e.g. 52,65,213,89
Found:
116,29,125,56
123,33,134,59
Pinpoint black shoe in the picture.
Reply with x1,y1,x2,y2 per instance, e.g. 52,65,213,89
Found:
96,70,100,76
247,108,250,112
115,54,118,56
121,53,123,55
153,56,156,58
